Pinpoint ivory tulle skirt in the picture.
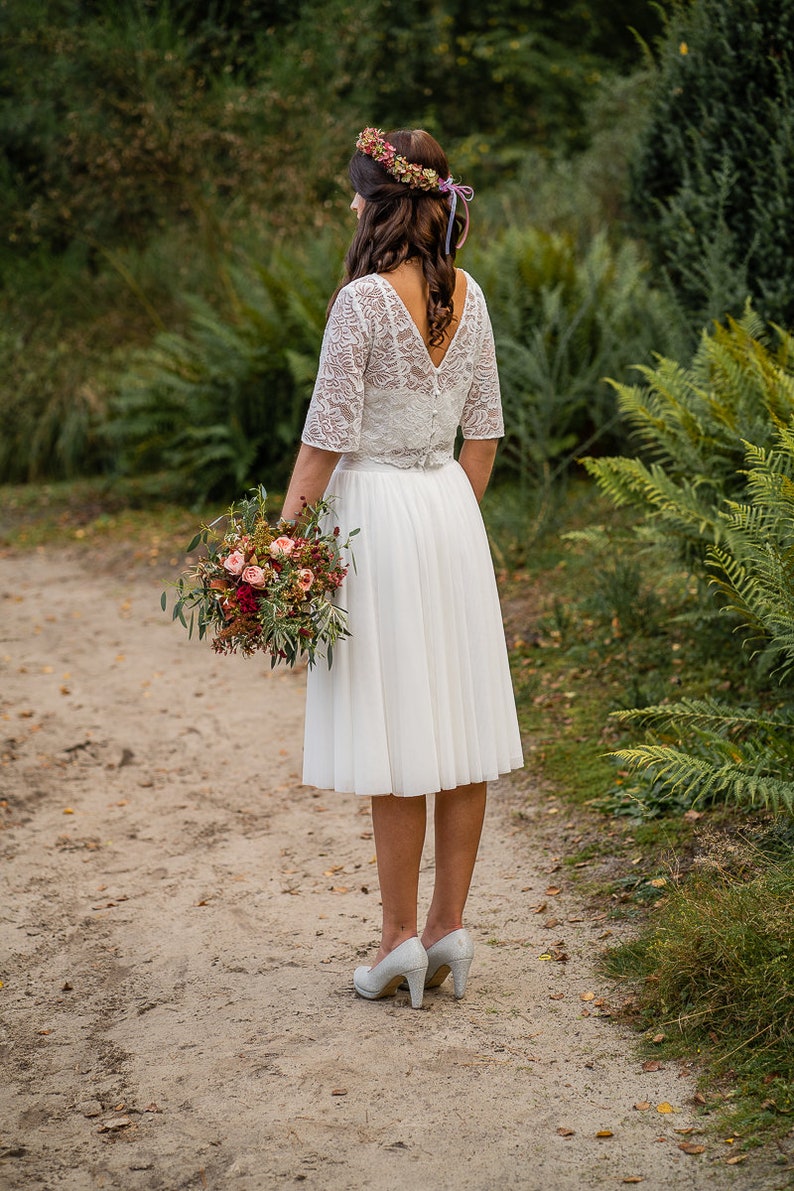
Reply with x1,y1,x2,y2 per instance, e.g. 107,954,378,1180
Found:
302,457,524,797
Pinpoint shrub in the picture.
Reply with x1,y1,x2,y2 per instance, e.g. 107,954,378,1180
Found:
470,226,675,491
630,0,794,328
109,238,343,503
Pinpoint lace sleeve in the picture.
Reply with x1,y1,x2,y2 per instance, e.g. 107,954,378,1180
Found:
301,285,370,452
459,303,504,440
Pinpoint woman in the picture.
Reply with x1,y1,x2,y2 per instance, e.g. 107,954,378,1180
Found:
281,127,523,1009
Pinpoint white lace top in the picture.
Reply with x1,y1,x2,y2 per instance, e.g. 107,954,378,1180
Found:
301,270,503,468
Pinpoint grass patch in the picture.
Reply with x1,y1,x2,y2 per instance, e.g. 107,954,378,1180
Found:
603,823,794,1138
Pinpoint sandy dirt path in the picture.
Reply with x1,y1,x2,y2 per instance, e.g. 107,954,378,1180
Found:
0,549,781,1190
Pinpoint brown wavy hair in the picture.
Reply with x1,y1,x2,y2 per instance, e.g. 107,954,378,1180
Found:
330,129,466,348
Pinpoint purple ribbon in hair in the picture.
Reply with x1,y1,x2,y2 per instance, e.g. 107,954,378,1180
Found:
438,176,474,255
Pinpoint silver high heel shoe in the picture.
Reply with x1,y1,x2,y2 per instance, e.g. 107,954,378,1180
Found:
424,929,474,998
353,937,428,1009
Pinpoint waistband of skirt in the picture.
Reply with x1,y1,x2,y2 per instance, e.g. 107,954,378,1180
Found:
336,454,455,474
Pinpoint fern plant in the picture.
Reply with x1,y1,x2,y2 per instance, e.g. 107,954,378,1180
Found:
109,237,342,502
612,697,794,816
709,426,794,678
607,422,794,817
583,307,794,567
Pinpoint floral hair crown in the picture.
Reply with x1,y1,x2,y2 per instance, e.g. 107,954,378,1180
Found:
354,127,474,251
355,127,440,191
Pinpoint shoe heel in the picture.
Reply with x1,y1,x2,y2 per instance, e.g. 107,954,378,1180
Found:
448,955,473,999
404,966,426,1009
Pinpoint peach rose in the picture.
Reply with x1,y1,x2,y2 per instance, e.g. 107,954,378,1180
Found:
242,565,266,589
297,568,314,592
269,536,295,558
222,550,246,575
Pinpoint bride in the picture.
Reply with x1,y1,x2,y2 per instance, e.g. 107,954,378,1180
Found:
281,127,523,1009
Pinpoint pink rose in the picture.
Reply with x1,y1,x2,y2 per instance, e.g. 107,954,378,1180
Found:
242,565,266,589
222,550,246,575
269,535,295,558
297,568,314,592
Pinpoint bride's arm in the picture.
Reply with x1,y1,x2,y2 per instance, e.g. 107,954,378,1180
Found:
280,444,341,521
458,438,498,503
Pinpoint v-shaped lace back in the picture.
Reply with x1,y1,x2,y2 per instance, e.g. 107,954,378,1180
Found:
377,271,469,372
302,269,503,469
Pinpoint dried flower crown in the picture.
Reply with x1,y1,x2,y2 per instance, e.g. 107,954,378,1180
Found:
354,127,474,251
355,127,441,191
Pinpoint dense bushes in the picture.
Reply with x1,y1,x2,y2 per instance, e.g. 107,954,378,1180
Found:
472,227,674,490
631,0,794,329
106,224,676,503
109,239,343,502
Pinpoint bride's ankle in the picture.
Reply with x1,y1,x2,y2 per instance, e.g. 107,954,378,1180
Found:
421,920,463,949
377,929,418,960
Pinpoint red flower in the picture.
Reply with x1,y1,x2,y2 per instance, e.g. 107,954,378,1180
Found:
236,584,260,616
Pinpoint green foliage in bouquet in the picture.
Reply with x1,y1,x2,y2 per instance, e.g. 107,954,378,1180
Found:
163,485,357,668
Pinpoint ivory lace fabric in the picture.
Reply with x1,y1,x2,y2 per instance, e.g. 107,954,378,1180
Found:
301,271,503,467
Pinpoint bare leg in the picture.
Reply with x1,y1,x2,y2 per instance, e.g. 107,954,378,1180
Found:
422,781,487,949
370,793,427,963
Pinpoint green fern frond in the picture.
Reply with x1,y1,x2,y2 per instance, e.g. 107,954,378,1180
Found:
611,745,794,814
611,696,793,739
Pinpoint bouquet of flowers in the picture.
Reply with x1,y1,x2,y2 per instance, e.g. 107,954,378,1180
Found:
162,486,357,667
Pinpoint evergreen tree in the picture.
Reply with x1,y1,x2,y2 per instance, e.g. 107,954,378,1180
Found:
630,0,794,329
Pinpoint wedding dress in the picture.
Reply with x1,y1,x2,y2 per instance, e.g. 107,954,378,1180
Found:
300,270,524,797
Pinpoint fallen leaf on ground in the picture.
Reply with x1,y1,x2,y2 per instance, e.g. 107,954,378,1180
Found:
652,1033,666,1043
622,1179,645,1185
726,1155,747,1165
545,886,561,896
595,1130,614,1138
656,1103,675,1114
331,1088,348,1096
674,1127,695,1135
549,992,565,1001
634,1102,651,1112
642,1060,663,1072
678,1142,706,1155
557,1127,575,1137
580,992,595,1002
532,902,547,914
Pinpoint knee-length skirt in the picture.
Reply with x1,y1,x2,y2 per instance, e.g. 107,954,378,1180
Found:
302,457,524,797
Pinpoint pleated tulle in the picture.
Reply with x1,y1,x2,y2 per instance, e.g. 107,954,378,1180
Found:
302,458,524,797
